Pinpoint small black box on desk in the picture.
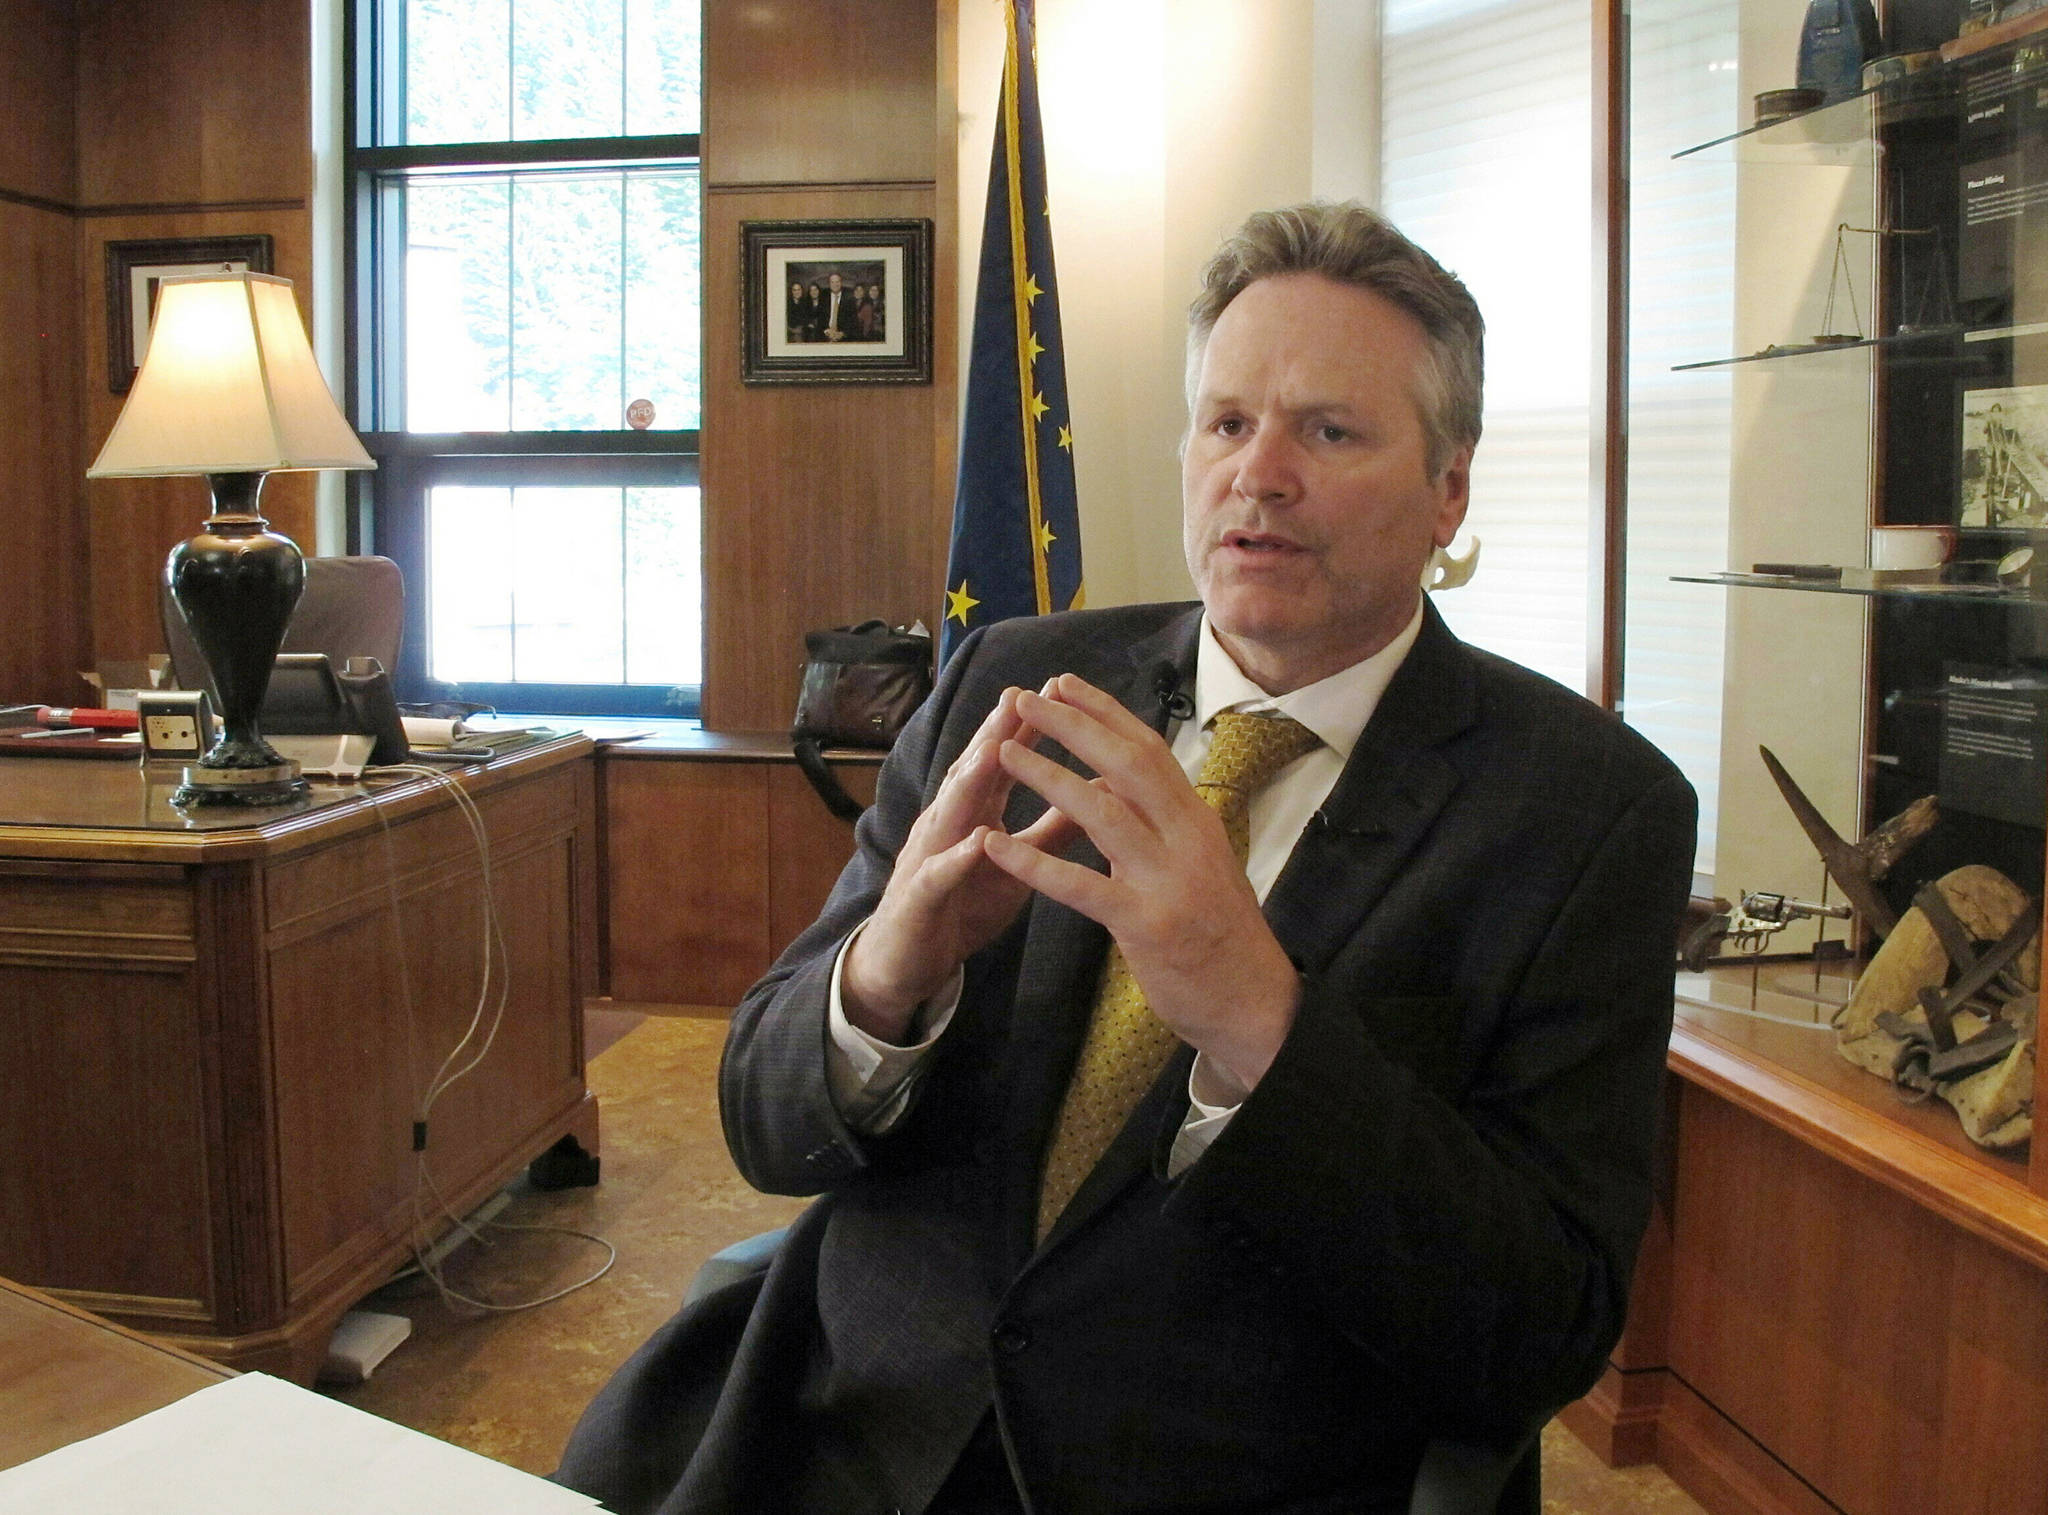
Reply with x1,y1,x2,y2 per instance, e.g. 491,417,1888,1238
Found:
1941,663,2048,825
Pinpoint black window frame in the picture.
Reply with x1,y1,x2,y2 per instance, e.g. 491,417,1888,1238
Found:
342,0,704,718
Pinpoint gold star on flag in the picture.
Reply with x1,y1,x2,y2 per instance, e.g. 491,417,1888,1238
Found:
1056,425,1073,451
1036,522,1056,554
1028,390,1049,423
1024,330,1044,365
1022,274,1043,304
946,580,981,625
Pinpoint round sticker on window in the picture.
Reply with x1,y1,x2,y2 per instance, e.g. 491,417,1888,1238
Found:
626,398,656,430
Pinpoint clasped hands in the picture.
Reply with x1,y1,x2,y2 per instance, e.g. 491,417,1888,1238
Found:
840,674,1302,1090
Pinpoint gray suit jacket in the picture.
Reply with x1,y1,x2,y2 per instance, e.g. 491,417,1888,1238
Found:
556,601,1697,1515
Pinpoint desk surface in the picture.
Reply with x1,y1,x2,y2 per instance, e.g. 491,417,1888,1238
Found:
0,1276,230,1472
0,734,594,862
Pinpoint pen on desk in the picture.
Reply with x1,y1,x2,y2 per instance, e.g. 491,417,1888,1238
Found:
21,727,92,739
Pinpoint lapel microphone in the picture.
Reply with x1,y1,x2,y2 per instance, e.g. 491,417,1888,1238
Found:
1148,660,1195,722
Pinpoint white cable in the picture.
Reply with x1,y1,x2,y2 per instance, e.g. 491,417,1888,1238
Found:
368,763,511,1122
408,1153,616,1314
360,760,615,1314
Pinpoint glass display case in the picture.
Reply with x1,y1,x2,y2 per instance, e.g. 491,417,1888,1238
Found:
1624,0,2045,1178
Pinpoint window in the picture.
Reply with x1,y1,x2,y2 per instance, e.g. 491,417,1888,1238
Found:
346,0,702,716
1380,0,1594,697
1621,0,1739,877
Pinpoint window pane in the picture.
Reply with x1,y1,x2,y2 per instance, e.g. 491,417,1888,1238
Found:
407,178,513,430
1623,0,1738,878
1382,0,1593,695
625,486,701,684
405,0,511,144
427,483,701,687
399,167,697,432
396,0,697,145
513,0,624,140
511,487,627,681
624,172,701,430
626,0,702,135
428,487,515,679
511,176,625,429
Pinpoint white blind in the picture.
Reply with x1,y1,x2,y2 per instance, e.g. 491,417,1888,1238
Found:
1620,0,1738,876
1380,0,1594,695
1382,0,1736,871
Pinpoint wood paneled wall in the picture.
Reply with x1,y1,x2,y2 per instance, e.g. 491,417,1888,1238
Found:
1,0,313,703
1,0,78,205
11,0,955,727
0,0,87,707
75,0,314,671
700,0,957,731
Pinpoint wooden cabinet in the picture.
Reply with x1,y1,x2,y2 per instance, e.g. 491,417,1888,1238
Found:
599,733,880,1006
1570,8,2048,1511
0,741,599,1383
1567,1006,2048,1515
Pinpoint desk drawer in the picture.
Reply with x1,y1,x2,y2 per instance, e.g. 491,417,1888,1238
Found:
0,867,195,971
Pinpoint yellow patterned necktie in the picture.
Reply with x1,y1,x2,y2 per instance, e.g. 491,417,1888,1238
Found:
1035,709,1322,1240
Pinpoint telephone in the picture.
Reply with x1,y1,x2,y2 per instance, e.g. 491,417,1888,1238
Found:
261,654,411,775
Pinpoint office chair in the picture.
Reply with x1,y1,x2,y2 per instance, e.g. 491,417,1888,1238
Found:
683,1229,1542,1515
161,554,405,698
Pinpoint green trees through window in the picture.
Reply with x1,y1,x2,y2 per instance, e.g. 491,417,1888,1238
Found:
349,0,704,715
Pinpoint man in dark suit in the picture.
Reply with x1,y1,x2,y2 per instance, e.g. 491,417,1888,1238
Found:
555,203,1697,1515
820,271,857,342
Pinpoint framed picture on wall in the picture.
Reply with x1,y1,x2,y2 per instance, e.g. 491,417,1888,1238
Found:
105,234,275,394
741,219,932,385
1958,379,2048,529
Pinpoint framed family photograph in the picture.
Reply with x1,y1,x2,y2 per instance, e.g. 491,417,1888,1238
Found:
1959,380,2048,529
105,234,275,394
741,219,932,385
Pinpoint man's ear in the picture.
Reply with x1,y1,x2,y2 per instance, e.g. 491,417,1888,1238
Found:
1432,448,1473,549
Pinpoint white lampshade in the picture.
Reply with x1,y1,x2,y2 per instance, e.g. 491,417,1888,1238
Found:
88,271,375,479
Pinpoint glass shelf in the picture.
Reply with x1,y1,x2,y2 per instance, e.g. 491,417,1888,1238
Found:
1674,570,2045,608
1673,88,1876,165
1675,332,1930,371
1669,30,2029,167
1670,321,2046,372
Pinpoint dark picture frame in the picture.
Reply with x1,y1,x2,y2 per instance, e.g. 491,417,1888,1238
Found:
1958,378,2048,530
105,234,275,394
742,219,932,385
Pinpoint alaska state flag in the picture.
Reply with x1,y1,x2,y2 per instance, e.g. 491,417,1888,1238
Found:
941,0,1083,663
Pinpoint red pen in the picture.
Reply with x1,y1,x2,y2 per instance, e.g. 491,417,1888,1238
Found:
37,706,141,731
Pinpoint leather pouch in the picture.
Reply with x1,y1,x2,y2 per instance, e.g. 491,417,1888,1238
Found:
792,620,932,821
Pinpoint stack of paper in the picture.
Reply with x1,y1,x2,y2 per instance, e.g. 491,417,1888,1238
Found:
0,1372,604,1514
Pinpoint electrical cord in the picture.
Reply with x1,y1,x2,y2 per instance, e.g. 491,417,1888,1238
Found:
406,1151,616,1314
363,760,615,1315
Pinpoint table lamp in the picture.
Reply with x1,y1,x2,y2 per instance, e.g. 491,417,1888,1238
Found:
87,271,375,805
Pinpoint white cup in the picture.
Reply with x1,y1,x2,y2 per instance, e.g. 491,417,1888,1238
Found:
1869,525,1956,570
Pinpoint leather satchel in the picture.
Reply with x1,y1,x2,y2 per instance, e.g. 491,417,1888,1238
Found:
791,620,932,821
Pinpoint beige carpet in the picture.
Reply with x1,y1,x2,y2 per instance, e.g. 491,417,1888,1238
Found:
322,1007,1706,1514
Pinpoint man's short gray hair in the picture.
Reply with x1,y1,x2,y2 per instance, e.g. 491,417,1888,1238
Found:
1187,202,1484,477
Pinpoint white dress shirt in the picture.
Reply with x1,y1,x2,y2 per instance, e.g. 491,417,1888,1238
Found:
824,602,1426,1175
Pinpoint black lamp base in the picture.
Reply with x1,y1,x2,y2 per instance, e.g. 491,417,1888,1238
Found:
165,470,310,807
174,760,307,807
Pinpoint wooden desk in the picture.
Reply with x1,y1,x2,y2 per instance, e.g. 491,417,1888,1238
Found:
0,740,599,1383
0,1274,230,1472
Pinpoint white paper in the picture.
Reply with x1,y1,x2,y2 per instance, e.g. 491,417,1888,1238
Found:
0,1372,601,1515
400,716,466,747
